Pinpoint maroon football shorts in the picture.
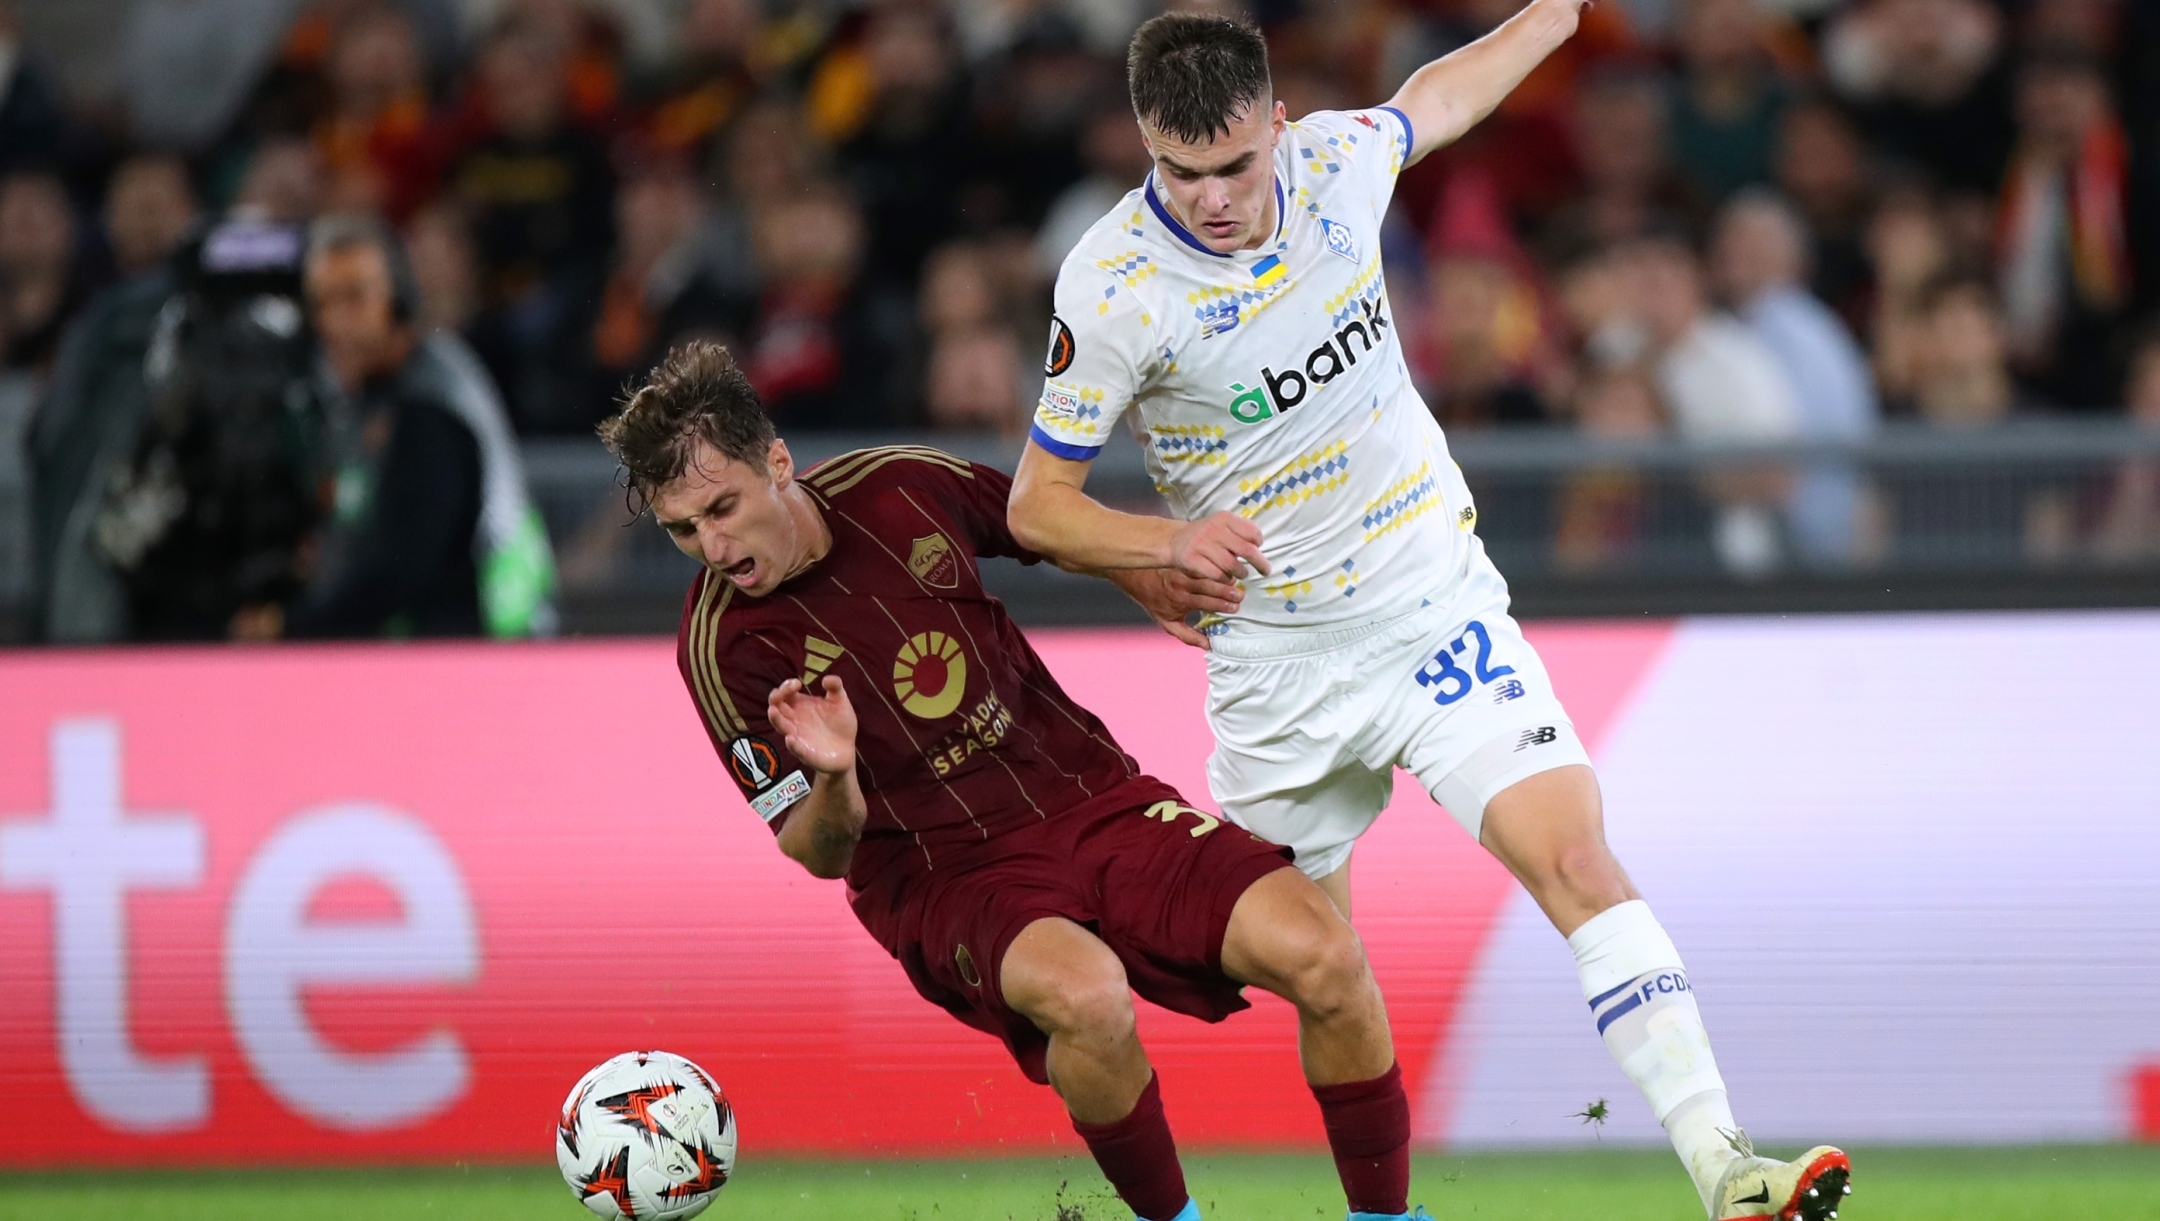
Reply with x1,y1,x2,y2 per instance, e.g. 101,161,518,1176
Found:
847,775,1296,1084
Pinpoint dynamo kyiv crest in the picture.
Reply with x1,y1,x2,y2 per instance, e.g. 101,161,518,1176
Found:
1319,217,1359,264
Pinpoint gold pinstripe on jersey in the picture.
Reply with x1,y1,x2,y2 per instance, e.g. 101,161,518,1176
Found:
806,446,973,497
806,444,969,486
686,574,745,737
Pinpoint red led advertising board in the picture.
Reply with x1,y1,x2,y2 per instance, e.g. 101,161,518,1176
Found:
3,616,2156,1164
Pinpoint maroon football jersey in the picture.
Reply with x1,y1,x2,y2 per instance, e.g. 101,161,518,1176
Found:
676,445,1143,886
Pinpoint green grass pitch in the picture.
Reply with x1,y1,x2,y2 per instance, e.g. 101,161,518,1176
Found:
2,1145,2155,1220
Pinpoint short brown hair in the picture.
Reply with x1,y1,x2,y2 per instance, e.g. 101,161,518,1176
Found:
597,341,775,506
1127,13,1270,143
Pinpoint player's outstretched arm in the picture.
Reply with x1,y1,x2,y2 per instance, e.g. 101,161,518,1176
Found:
1010,440,1272,582
767,676,868,880
1385,0,1592,163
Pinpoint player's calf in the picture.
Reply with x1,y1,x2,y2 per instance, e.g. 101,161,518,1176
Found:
1002,917,1193,1221
1572,898,1783,1218
1221,869,1420,1220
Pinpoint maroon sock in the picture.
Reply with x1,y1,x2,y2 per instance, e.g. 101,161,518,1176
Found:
1071,1072,1189,1221
1312,1062,1411,1216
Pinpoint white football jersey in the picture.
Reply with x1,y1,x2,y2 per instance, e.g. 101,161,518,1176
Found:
1033,106,1478,633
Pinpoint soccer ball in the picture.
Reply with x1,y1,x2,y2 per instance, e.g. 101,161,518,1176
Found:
556,1050,737,1219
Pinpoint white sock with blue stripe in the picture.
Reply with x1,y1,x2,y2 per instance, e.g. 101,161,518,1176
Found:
1569,900,1737,1214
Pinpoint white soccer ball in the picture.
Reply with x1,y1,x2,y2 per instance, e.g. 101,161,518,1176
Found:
556,1050,737,1220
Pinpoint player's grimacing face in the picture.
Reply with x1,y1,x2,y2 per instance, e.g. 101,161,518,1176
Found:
1141,99,1286,253
649,436,807,597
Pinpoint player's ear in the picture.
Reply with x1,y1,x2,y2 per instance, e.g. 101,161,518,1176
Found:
1271,98,1286,135
767,437,794,487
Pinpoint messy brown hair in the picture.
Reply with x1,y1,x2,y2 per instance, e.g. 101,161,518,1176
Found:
597,341,775,508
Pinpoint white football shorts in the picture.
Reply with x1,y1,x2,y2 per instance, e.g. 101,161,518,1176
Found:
1203,552,1591,880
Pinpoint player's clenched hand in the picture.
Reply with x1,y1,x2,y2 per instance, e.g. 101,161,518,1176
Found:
1108,568,1243,649
767,676,857,775
1165,512,1270,581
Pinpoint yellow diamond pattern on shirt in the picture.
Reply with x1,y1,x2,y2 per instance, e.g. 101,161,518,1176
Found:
1297,144,1343,176
1259,570,1317,614
1036,381,1111,444
1152,422,1229,466
1186,276,1296,329
1361,461,1443,542
1334,558,1362,597
1323,259,1386,327
1095,251,1159,287
1234,440,1352,517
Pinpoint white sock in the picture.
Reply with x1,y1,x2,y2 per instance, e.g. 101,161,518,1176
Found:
1568,900,1739,1215
1663,1089,1744,1213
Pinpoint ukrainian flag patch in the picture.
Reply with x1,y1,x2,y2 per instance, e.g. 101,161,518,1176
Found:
1251,253,1285,287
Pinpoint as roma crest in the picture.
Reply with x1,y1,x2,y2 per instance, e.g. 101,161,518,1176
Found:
908,533,959,589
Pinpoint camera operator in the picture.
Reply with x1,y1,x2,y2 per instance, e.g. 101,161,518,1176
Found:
34,157,201,643
237,214,554,640
87,218,325,641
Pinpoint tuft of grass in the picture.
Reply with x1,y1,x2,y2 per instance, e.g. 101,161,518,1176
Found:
0,1144,2154,1221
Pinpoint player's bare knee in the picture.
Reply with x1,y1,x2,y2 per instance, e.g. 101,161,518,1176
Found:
1298,931,1370,1022
1549,841,1625,902
1056,973,1139,1044
1025,963,1136,1041
1271,913,1370,1020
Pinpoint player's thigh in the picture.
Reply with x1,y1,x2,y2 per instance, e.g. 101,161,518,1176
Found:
902,854,1092,1032
998,917,1137,1038
1477,762,1607,865
1382,605,1593,840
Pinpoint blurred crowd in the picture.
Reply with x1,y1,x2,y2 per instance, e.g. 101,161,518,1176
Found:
0,0,2158,640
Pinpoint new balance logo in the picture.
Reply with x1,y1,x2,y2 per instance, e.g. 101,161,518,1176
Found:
1492,679,1526,703
1515,726,1558,751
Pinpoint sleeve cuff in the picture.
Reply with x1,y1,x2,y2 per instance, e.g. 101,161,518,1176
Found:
1028,423,1104,461
1378,105,1414,156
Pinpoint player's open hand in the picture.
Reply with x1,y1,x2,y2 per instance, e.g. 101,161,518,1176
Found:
1108,568,1243,649
1166,511,1270,582
768,675,857,776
